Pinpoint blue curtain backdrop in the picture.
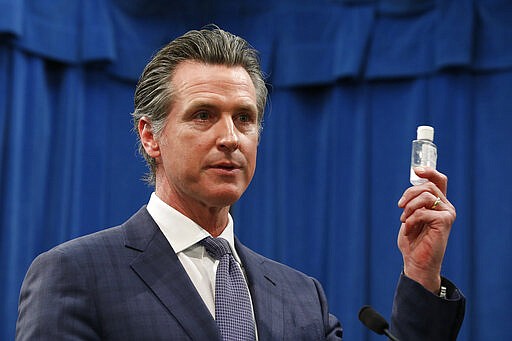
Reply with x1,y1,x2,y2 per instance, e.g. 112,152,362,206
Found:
1,0,511,340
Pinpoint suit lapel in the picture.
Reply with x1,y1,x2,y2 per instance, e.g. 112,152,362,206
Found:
236,238,284,340
124,207,220,340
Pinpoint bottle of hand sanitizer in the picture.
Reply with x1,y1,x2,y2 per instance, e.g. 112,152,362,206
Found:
410,126,437,185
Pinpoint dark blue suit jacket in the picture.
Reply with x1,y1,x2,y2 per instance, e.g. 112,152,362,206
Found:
16,207,464,340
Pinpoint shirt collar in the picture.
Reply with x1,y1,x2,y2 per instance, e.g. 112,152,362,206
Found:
146,192,241,263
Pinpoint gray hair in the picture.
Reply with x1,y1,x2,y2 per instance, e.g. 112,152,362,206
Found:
132,27,268,185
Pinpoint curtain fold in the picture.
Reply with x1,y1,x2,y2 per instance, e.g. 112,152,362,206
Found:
3,0,512,82
2,1,512,340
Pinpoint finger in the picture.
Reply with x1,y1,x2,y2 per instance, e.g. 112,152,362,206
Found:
402,208,452,236
430,196,442,210
412,167,448,195
398,181,445,208
400,192,443,222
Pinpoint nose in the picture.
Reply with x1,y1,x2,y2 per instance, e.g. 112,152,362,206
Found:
216,116,239,152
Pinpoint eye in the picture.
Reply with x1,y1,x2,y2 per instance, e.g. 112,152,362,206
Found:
237,113,254,123
195,111,210,121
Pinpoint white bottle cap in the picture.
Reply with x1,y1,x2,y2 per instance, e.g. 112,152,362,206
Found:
417,125,434,141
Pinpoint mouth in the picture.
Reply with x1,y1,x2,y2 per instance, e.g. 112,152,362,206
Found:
208,161,242,172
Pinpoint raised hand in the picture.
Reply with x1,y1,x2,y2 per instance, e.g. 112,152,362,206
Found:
397,167,456,293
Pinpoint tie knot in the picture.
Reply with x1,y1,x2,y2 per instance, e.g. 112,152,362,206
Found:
200,237,232,260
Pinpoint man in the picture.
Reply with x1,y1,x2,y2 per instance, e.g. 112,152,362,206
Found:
16,27,465,340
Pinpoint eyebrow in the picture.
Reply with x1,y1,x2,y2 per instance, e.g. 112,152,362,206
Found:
188,100,257,114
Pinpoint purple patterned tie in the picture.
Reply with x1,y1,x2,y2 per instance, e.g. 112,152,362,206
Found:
200,237,256,341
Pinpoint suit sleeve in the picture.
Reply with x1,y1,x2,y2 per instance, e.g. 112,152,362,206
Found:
16,249,101,340
390,274,466,341
311,277,343,340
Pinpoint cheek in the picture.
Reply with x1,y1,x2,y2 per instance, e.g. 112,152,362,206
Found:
245,140,258,173
169,140,210,173
161,129,199,157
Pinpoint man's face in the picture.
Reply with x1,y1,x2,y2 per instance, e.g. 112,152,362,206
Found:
148,61,259,210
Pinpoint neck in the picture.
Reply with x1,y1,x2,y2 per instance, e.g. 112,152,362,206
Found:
154,191,230,238
175,203,230,238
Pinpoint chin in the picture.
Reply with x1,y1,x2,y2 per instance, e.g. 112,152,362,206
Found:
205,190,243,207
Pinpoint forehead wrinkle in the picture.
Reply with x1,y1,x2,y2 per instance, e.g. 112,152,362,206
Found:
178,85,256,111
172,62,255,92
170,62,257,115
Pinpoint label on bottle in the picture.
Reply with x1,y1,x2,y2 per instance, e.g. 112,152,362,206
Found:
410,140,437,185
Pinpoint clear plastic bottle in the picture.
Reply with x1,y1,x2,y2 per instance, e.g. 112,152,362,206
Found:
410,126,437,185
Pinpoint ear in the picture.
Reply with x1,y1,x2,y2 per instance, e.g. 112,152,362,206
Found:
138,117,160,158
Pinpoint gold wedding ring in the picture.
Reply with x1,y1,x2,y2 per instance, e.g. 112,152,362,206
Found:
431,197,441,209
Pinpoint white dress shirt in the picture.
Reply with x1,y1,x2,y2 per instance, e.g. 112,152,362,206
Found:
146,192,256,328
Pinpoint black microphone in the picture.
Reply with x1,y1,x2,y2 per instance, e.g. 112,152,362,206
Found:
358,305,400,341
